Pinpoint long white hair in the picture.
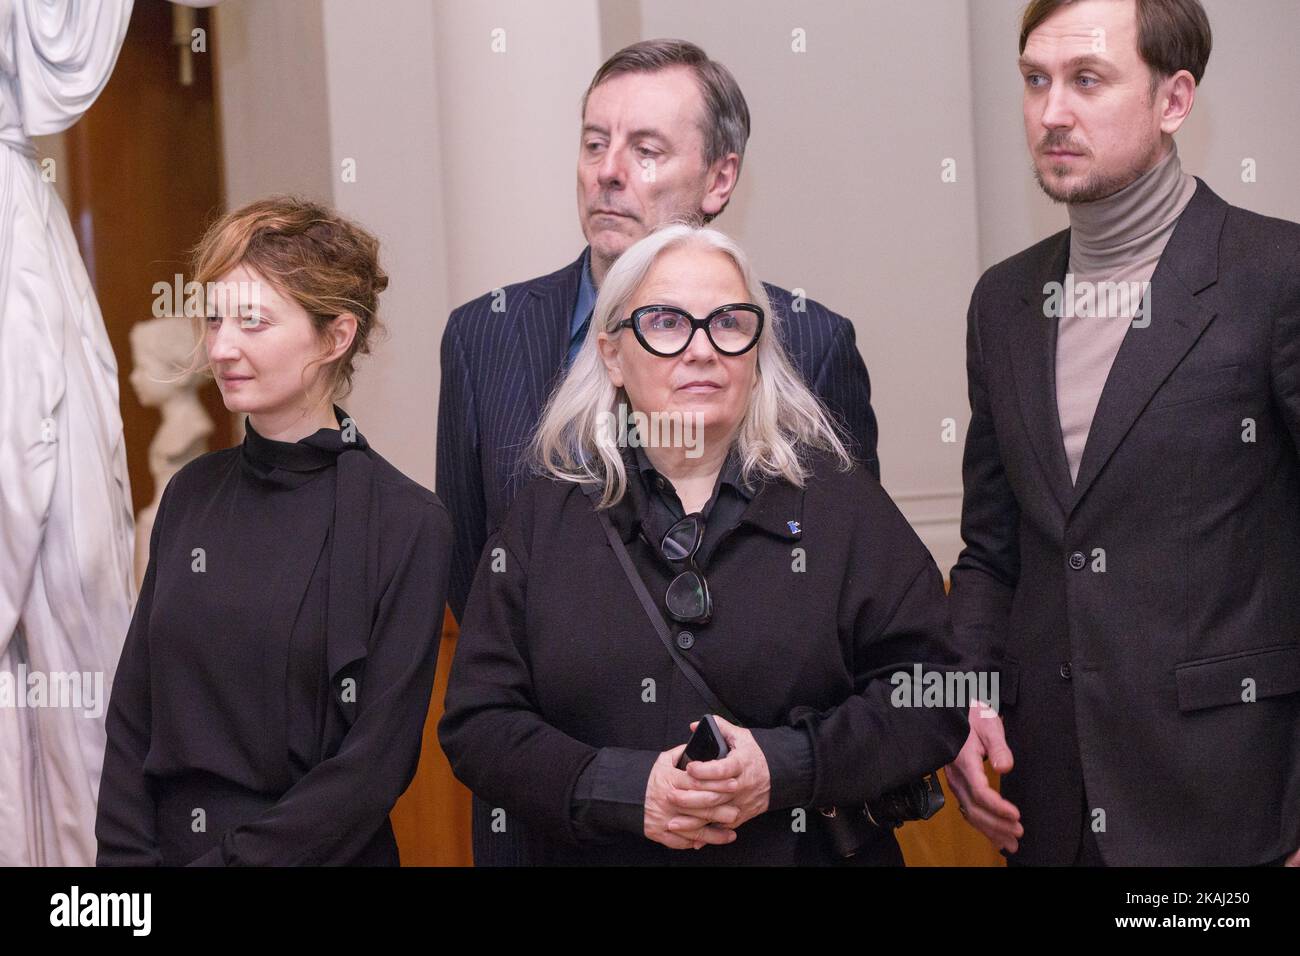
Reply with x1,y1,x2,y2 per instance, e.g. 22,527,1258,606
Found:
530,222,852,507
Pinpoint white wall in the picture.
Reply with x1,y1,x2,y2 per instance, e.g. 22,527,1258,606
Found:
213,0,333,208
632,0,980,568
429,1,599,308
318,0,447,487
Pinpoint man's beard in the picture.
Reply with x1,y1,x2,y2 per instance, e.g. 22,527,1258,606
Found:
1034,161,1140,205
1032,135,1162,205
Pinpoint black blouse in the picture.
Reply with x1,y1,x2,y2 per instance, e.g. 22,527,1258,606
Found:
630,443,752,566
95,409,452,866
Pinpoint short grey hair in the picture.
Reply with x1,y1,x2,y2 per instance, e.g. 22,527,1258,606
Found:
582,38,751,178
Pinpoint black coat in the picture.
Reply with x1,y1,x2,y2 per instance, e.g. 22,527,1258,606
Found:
438,451,968,865
950,178,1300,865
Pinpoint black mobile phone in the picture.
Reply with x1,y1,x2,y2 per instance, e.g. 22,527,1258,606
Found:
676,714,730,770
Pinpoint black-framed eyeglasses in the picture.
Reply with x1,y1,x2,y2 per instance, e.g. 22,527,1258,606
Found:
615,303,764,357
659,513,712,625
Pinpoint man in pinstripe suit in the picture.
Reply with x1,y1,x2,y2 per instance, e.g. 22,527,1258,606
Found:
436,38,881,865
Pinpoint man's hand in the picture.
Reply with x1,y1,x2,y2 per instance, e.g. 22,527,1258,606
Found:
1286,845,1299,867
944,700,1024,854
643,744,739,850
670,717,771,835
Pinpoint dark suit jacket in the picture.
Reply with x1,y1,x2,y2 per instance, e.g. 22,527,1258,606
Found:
437,249,880,864
437,452,967,865
950,178,1300,865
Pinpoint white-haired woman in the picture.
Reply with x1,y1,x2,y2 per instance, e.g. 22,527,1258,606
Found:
439,223,967,865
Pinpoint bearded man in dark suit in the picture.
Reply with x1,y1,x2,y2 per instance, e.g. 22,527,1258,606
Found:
945,0,1300,866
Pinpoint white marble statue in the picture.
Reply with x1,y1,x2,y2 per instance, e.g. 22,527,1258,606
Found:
0,0,219,866
128,318,213,589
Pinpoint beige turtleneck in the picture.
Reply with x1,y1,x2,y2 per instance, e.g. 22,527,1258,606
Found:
1055,141,1198,483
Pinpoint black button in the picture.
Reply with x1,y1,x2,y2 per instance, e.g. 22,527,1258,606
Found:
655,477,667,491
1069,551,1086,570
1059,662,1072,680
676,631,695,650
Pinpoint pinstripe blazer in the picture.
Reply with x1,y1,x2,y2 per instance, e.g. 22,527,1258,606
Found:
435,249,880,866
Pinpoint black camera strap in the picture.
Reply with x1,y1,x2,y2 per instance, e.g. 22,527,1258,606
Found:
590,501,740,726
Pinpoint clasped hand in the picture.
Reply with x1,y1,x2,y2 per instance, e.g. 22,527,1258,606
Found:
643,716,771,850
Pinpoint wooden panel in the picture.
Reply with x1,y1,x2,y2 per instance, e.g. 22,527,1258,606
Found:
391,608,473,866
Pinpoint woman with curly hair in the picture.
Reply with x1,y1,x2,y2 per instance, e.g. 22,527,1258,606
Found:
96,197,451,866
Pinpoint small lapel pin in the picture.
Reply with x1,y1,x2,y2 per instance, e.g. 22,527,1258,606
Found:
787,520,801,534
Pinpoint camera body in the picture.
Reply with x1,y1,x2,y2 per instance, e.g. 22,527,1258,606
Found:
818,773,946,858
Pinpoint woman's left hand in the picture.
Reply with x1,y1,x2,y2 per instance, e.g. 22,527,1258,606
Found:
670,716,771,836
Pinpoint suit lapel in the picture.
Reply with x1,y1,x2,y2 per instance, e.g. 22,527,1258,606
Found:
516,248,587,419
1011,229,1075,514
1068,178,1226,512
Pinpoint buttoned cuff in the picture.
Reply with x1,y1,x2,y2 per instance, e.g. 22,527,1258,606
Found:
570,747,658,842
750,725,815,810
